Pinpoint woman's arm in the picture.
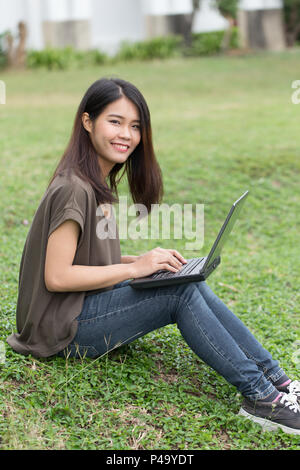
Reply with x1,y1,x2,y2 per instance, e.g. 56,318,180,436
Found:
121,255,139,263
45,220,135,293
45,220,186,293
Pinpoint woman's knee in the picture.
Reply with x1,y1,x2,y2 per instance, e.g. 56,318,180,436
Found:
194,281,216,302
168,281,206,315
170,281,199,298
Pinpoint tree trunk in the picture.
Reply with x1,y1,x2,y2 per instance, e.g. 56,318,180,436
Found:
181,11,197,50
5,22,27,68
15,22,27,68
220,15,235,51
6,32,15,67
182,0,201,52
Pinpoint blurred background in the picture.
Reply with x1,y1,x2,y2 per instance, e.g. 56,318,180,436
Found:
0,0,299,69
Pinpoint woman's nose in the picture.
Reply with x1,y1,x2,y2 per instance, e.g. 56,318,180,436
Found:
118,126,131,140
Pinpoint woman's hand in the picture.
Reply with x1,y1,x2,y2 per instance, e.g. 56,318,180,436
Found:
130,247,187,279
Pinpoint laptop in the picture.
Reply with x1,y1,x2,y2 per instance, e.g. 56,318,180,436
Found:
129,191,249,289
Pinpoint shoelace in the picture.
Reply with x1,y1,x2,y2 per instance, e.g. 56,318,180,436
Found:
287,380,300,396
280,393,300,413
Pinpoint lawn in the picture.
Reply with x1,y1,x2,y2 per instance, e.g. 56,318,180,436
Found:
0,51,299,450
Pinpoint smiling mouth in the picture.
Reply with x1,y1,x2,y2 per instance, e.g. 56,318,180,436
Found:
111,143,130,152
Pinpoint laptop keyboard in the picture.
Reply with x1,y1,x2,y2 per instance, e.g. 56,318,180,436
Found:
150,257,205,280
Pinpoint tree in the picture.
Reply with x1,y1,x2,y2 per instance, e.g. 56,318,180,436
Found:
182,0,238,52
4,22,27,68
283,0,300,46
182,0,202,49
215,0,237,19
214,0,238,51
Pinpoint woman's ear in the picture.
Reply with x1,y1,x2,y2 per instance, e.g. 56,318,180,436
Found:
82,112,92,133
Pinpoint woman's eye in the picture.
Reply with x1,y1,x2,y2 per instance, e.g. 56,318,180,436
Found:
109,120,140,130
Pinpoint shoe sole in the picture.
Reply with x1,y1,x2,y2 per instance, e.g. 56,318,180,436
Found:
239,408,300,435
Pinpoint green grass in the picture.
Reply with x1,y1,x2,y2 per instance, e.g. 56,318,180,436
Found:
0,51,300,450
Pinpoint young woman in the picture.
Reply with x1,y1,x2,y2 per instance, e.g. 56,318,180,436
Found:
7,77,300,434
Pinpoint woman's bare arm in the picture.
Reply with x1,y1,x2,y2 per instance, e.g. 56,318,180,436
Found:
121,255,139,263
44,220,135,292
45,220,186,293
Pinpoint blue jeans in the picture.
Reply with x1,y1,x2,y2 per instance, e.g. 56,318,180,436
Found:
58,280,285,401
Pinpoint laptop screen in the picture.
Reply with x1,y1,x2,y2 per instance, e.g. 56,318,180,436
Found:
204,191,249,269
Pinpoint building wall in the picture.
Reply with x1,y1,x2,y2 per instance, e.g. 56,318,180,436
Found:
141,0,192,16
90,0,144,55
238,0,285,50
193,0,228,33
239,0,283,10
0,0,285,53
0,0,27,40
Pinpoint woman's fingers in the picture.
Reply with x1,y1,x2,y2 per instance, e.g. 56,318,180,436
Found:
167,249,187,264
161,263,179,272
154,247,187,271
155,246,186,262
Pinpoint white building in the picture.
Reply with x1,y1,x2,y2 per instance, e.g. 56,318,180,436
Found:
0,0,228,54
238,0,285,50
0,0,284,54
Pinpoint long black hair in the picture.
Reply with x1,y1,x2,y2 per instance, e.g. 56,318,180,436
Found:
48,77,163,212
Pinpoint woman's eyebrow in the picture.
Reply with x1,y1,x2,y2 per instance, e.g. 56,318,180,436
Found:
107,113,140,122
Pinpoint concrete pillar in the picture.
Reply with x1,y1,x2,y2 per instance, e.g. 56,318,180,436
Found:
42,0,91,50
238,0,286,51
24,0,44,49
142,0,192,38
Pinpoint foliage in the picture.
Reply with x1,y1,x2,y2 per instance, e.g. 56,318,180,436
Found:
188,31,225,56
282,0,300,46
0,31,8,69
115,36,183,62
116,30,240,61
26,46,108,70
25,31,240,71
214,0,238,19
187,28,239,56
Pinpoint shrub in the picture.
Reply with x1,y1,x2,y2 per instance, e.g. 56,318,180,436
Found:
0,31,8,69
188,27,239,57
116,35,183,61
26,46,108,70
189,31,224,56
27,47,73,70
24,29,240,70
73,48,108,66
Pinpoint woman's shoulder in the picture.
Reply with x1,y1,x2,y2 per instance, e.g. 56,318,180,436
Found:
48,169,94,198
36,170,97,217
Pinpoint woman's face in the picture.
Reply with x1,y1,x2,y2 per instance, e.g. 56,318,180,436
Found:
82,96,141,178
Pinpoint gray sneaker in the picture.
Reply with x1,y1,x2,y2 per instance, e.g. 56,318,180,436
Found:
276,380,300,404
239,393,300,435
